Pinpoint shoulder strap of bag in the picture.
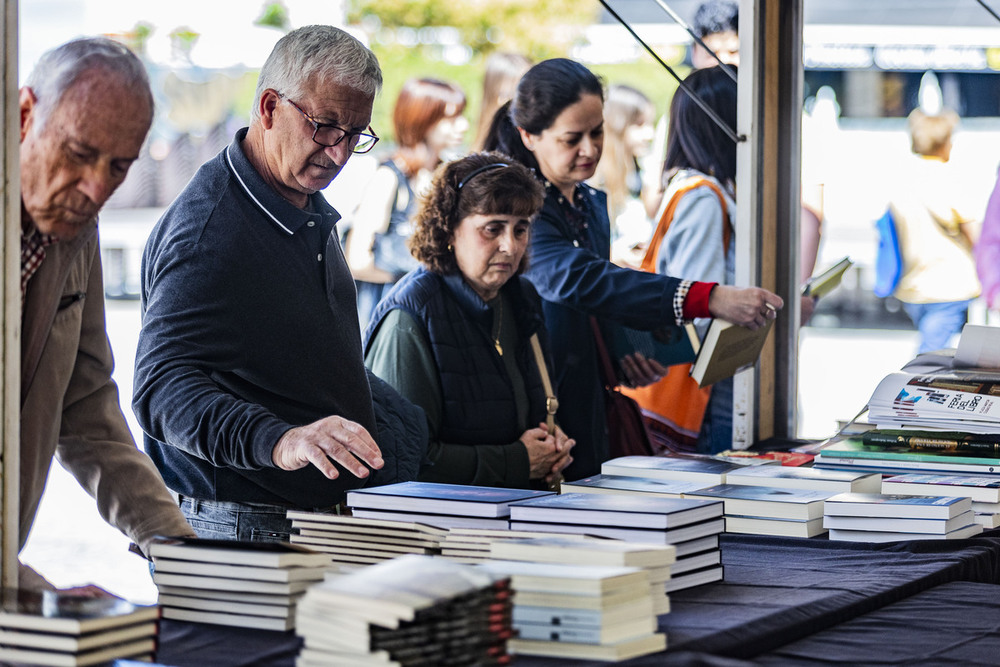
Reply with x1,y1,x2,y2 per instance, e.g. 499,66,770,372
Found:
529,334,558,431
640,177,732,273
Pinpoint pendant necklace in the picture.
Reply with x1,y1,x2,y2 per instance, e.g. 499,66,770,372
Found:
492,298,504,356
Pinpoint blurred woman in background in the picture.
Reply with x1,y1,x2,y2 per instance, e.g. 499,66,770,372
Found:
347,78,469,324
472,52,532,151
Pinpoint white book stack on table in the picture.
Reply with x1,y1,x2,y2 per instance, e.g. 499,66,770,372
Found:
823,493,983,542
880,473,1000,529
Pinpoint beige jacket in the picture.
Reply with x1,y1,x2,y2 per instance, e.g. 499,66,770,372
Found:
20,220,192,563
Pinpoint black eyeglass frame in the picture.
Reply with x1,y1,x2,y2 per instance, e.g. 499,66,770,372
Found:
280,94,379,154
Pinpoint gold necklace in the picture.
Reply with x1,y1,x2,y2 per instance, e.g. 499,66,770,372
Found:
492,297,504,356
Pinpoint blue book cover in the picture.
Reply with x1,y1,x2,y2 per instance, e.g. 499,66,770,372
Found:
347,482,554,518
824,492,972,519
688,484,834,504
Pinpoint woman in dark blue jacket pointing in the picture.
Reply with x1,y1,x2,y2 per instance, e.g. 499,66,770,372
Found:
485,58,782,480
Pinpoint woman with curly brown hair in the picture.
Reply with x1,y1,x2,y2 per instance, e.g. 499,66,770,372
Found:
362,152,575,489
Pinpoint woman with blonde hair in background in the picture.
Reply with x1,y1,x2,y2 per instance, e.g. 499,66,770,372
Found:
348,78,469,324
472,52,532,151
591,83,658,266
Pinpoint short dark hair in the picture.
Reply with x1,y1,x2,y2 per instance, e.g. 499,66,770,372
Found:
483,58,603,174
663,65,738,187
410,151,544,275
693,0,739,38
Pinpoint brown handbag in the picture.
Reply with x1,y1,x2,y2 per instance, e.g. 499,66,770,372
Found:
590,317,655,458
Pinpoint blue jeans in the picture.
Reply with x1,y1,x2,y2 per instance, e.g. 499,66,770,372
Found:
902,300,971,354
177,495,296,543
697,376,734,455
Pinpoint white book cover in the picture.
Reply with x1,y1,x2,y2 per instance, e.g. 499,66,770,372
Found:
824,493,972,519
881,474,1000,503
725,466,881,493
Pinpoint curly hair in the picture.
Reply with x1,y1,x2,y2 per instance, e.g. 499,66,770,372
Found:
409,151,544,275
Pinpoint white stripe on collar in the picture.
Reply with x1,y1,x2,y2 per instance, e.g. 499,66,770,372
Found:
225,143,294,235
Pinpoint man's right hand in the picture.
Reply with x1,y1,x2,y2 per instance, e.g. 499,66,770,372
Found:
272,416,384,480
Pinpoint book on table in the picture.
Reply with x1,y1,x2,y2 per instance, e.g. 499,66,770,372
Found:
690,316,775,388
663,564,723,593
801,256,853,298
490,537,676,569
508,492,724,529
0,589,159,635
605,321,700,383
880,473,1000,503
152,558,329,582
508,632,666,662
724,515,827,538
827,523,983,542
0,638,157,667
724,465,881,493
513,616,657,644
822,510,977,534
865,372,1000,432
601,455,744,485
348,508,510,530
560,474,709,498
508,516,725,546
0,622,157,653
346,481,553,518
476,560,650,596
509,584,653,612
974,513,1000,528
287,510,448,538
148,536,331,569
814,438,1000,476
512,597,654,628
686,484,831,520
160,606,296,631
151,571,314,595
823,492,973,519
671,549,721,575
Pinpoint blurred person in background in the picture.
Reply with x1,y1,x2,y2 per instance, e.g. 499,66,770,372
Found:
364,153,574,489
974,171,1000,313
472,52,532,151
347,78,468,325
890,107,980,354
19,37,194,590
590,84,658,266
485,58,782,479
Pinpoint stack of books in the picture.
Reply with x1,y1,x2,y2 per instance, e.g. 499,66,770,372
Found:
150,537,330,630
687,484,831,538
489,536,674,615
601,455,750,487
287,512,446,566
814,435,1000,477
881,473,1000,528
508,492,725,591
438,528,597,564
0,589,159,666
296,555,512,666
346,481,555,530
478,560,666,662
823,492,983,542
560,474,708,499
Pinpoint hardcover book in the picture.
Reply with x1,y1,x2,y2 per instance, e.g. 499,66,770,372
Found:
490,537,676,569
724,465,881,494
827,523,983,542
607,322,699,383
346,482,554,518
822,509,976,534
690,316,775,388
508,517,725,545
0,589,159,635
560,474,708,498
823,492,973,519
881,474,1000,503
148,536,331,569
508,492,723,530
686,484,832,520
601,455,741,485
724,515,827,538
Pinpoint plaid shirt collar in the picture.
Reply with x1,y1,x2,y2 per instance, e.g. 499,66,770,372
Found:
21,222,59,301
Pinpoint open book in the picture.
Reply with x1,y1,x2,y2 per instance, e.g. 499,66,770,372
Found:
801,256,852,298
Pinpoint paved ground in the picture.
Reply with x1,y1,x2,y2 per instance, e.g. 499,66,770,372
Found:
19,300,923,604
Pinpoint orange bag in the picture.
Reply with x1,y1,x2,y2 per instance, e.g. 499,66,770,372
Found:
622,177,730,454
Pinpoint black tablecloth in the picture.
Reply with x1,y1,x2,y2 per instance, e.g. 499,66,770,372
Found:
152,531,1000,667
755,580,1000,666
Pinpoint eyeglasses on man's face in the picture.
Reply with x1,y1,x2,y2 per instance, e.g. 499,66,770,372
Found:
280,95,379,154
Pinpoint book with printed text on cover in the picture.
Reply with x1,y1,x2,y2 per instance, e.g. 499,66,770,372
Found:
508,492,723,530
687,484,832,520
346,481,554,518
690,316,775,388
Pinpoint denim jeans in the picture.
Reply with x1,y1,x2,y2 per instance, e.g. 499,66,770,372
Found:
902,299,971,354
177,495,296,543
697,375,734,455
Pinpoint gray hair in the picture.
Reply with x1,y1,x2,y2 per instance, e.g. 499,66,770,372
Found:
26,37,153,132
252,25,382,120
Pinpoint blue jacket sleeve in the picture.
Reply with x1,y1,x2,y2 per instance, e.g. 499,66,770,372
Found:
525,194,681,331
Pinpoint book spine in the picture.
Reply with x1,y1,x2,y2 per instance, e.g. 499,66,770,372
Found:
862,431,1000,455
